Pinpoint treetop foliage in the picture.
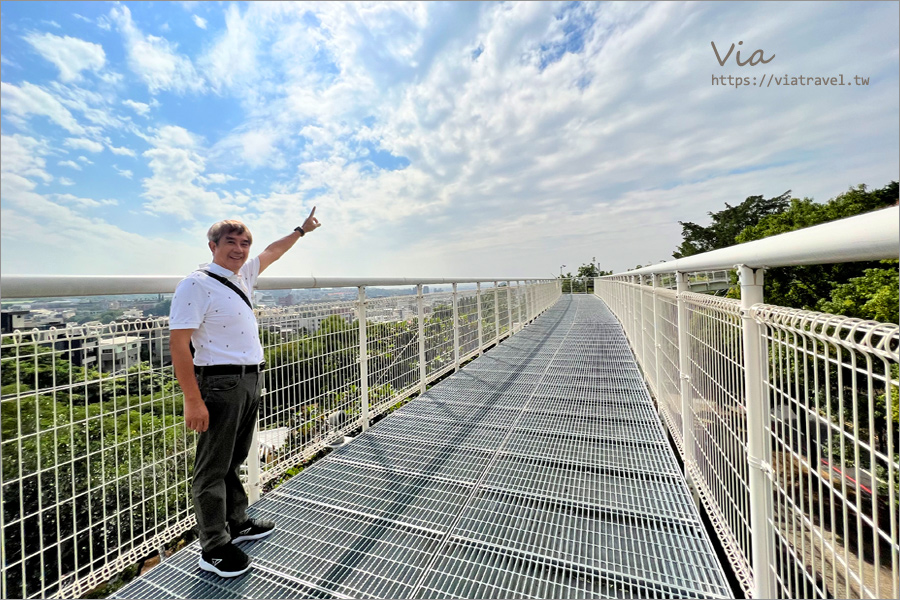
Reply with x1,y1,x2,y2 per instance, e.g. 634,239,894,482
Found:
672,181,898,323
673,190,792,258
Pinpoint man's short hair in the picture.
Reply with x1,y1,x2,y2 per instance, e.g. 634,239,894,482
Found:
207,220,253,245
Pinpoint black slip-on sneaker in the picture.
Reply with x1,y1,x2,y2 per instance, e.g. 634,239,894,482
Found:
231,517,276,543
199,542,251,578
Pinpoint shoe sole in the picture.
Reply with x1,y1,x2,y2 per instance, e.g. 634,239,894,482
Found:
198,557,251,578
232,527,275,543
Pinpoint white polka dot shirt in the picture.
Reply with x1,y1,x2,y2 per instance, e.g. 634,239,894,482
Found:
169,257,264,366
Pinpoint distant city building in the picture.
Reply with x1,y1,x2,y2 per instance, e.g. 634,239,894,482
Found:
0,310,29,333
98,335,142,373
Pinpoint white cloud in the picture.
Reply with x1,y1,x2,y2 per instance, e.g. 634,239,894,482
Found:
239,129,278,168
1,137,198,275
52,193,118,208
58,160,82,170
193,15,208,30
64,137,104,152
77,156,93,164
1,134,53,185
198,3,259,92
109,144,137,157
0,81,86,134
24,32,106,81
58,177,76,186
122,98,151,115
2,2,899,279
114,165,134,179
110,5,203,94
198,172,237,184
140,125,245,220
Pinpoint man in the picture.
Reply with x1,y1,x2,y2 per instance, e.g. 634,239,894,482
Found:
169,207,321,577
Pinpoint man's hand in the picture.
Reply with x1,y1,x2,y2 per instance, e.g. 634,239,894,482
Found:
301,206,321,234
184,396,209,432
259,206,322,273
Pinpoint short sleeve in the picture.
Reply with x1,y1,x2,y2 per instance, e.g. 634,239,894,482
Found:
169,277,211,330
241,256,261,291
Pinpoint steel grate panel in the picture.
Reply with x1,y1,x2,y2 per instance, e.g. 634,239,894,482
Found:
413,539,613,599
524,397,659,421
449,489,729,597
328,436,494,484
241,497,441,599
113,552,330,599
390,403,523,429
368,415,510,452
500,431,678,476
411,387,526,410
513,411,661,439
479,454,696,521
114,295,730,599
267,460,474,532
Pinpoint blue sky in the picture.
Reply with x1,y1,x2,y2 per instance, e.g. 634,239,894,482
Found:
2,1,898,278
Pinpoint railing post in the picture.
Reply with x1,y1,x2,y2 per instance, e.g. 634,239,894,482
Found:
516,281,523,332
506,282,513,337
675,272,695,487
638,274,647,370
358,285,369,431
417,283,426,394
476,282,484,355
631,275,640,355
493,282,500,342
738,265,776,600
651,274,661,403
526,280,532,321
452,283,460,370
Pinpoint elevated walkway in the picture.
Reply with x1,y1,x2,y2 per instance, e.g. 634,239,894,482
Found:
113,295,730,599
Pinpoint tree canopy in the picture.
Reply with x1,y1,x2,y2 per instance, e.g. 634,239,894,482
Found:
672,190,792,258
673,182,898,323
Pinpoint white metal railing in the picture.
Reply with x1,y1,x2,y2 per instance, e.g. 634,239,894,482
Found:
0,276,561,598
596,206,900,599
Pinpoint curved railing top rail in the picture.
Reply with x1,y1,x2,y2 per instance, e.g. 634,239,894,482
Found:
0,275,554,299
607,205,899,277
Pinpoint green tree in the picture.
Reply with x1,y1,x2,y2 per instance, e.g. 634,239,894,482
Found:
673,190,791,258
145,299,171,317
817,262,899,323
731,182,898,322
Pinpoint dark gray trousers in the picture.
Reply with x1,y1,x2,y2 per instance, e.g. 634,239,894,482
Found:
192,371,261,552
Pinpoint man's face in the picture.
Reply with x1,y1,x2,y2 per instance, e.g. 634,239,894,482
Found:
209,231,252,273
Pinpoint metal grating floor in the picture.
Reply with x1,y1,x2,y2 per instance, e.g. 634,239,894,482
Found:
113,296,731,599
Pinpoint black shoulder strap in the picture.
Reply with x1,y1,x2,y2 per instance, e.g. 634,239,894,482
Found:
200,270,253,309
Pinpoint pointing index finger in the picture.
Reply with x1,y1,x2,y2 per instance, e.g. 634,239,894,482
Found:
309,206,316,218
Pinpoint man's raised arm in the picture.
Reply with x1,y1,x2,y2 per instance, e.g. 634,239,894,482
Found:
258,206,321,273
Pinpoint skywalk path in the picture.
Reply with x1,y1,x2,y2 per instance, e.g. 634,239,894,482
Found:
113,295,730,599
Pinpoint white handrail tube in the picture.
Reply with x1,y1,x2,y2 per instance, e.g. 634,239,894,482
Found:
1,275,552,299
611,206,899,276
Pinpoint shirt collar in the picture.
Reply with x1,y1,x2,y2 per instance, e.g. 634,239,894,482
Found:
200,261,240,280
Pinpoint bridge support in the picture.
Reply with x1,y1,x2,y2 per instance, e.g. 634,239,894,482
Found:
738,265,776,600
